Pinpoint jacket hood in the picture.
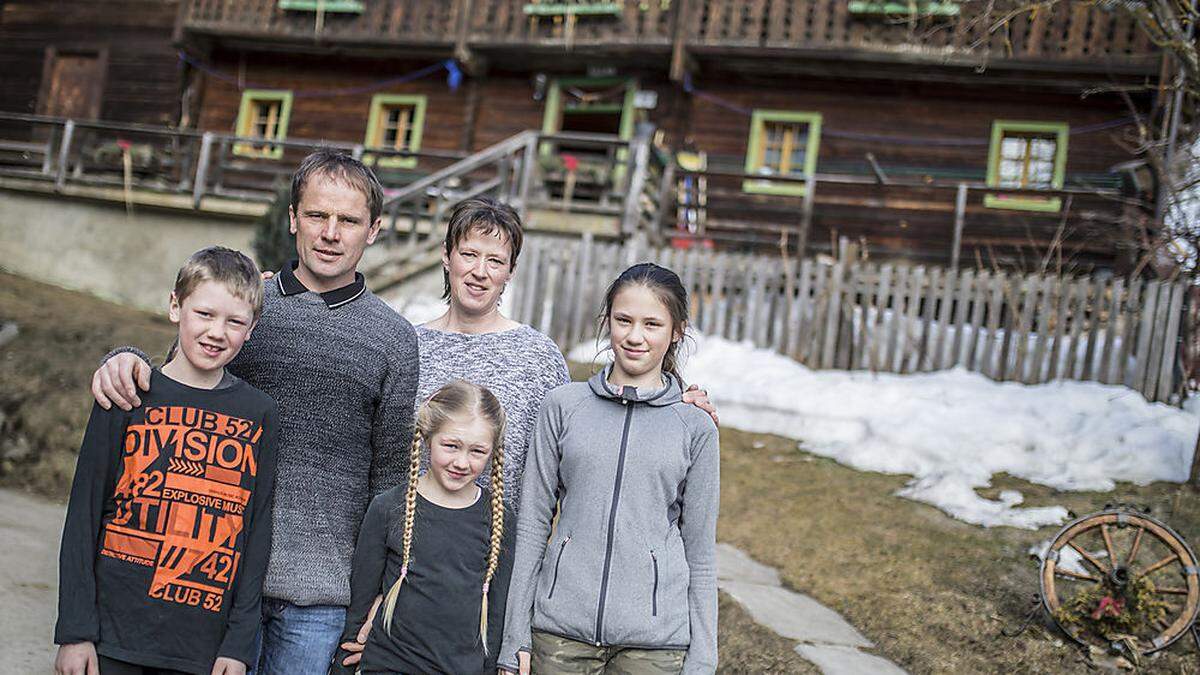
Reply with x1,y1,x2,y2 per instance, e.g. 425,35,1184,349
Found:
587,365,683,407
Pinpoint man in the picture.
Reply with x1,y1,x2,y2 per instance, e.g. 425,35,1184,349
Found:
91,150,419,674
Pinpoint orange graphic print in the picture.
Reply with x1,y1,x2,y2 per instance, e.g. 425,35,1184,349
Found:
100,405,262,613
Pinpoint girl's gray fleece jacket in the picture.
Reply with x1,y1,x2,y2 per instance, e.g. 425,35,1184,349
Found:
499,367,720,673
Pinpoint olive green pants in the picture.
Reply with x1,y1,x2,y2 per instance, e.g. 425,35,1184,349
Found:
531,631,686,675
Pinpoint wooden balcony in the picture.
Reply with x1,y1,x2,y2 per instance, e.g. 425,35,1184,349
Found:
684,0,1158,69
467,0,674,48
178,0,1160,70
180,0,459,47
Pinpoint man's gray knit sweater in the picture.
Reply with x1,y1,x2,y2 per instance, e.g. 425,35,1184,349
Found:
112,268,419,607
415,324,569,512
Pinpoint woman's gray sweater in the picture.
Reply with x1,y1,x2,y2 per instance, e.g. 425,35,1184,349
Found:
499,367,720,674
415,324,569,510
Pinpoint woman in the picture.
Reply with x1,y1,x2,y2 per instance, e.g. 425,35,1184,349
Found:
416,197,570,510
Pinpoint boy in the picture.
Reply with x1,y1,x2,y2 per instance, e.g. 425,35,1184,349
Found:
55,247,278,675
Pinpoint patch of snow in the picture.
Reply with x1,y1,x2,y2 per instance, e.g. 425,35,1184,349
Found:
1028,539,1095,576
574,334,1199,529
387,295,446,326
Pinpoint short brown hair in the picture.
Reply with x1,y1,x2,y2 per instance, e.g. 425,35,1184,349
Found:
441,197,524,300
291,149,384,224
174,246,263,320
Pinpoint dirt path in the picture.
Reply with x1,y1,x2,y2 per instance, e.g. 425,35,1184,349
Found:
1,488,63,675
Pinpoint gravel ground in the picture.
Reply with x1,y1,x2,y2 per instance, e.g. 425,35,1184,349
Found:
0,488,62,675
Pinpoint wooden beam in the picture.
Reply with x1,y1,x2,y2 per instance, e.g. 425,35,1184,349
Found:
669,0,695,82
454,0,479,72
950,182,967,272
798,174,814,258
1191,423,1200,487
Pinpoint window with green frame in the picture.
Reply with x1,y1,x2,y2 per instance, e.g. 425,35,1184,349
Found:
985,120,1068,212
364,94,427,169
743,110,822,197
234,90,293,160
278,0,364,13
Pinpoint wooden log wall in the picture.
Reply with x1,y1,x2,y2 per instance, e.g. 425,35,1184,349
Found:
0,0,182,126
197,52,470,152
510,234,1188,404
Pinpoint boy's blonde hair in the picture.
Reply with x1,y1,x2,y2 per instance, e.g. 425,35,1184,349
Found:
382,379,507,653
173,246,264,319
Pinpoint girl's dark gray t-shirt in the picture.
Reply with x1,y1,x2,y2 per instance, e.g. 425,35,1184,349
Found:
415,324,570,510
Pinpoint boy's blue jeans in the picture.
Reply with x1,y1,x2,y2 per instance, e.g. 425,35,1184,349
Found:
250,598,347,675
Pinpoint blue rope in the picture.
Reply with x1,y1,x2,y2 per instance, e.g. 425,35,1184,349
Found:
177,51,454,98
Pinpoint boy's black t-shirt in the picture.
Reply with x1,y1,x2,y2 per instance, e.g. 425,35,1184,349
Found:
55,369,279,675
332,486,515,675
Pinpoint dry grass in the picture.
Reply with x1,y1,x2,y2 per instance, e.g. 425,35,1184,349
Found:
717,427,1200,674
0,272,175,498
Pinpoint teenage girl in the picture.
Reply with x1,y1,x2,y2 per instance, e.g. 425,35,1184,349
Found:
332,380,513,674
499,263,720,674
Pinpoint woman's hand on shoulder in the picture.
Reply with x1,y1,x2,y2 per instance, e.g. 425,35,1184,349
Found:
682,383,719,427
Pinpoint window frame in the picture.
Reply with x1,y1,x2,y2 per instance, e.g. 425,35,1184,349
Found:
984,120,1069,213
540,76,637,141
364,94,428,169
233,89,294,160
540,76,638,182
742,110,823,197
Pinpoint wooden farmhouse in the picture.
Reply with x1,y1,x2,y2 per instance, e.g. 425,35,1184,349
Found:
0,1,1168,272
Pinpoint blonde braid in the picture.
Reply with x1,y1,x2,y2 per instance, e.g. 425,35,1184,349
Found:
479,440,506,652
383,429,423,636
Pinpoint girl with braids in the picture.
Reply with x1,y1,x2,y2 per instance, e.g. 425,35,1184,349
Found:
499,263,720,675
330,380,514,675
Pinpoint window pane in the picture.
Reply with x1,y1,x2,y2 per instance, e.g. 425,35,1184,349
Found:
760,120,812,174
378,105,414,151
1000,137,1026,160
251,101,280,139
998,159,1023,187
1029,161,1053,186
1031,138,1056,161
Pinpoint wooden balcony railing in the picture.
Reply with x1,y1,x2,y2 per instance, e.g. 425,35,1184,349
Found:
181,0,460,45
467,0,674,47
179,0,1158,67
685,0,1157,66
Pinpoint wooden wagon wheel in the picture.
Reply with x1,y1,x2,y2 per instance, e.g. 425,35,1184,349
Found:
1040,509,1200,655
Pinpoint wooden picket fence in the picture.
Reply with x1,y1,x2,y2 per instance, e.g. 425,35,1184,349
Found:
508,235,1190,404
